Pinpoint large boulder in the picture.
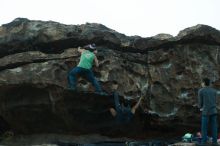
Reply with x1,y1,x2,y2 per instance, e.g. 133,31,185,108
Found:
0,18,220,138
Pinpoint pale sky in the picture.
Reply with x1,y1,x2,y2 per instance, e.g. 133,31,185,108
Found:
1,0,220,37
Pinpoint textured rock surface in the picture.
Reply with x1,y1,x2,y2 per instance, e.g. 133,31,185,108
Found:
0,18,220,138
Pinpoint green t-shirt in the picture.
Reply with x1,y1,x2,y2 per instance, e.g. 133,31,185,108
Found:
77,50,95,69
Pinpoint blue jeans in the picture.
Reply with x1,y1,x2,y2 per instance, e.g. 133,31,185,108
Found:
201,114,218,144
67,67,102,92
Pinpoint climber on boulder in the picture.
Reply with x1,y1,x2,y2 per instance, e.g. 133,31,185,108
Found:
109,81,143,123
67,44,106,95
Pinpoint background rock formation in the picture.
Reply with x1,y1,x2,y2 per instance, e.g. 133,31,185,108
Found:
0,18,220,138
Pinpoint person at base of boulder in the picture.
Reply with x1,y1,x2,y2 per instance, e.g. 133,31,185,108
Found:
198,78,218,145
67,44,106,95
109,81,143,124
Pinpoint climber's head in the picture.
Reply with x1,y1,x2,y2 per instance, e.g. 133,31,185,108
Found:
84,43,97,53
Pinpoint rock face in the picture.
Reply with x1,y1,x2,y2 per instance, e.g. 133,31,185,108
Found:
0,18,220,138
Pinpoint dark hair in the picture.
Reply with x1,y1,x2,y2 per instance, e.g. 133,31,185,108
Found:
202,78,210,86
112,81,118,85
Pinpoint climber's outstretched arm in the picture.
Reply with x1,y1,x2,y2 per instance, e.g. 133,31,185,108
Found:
131,97,143,114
